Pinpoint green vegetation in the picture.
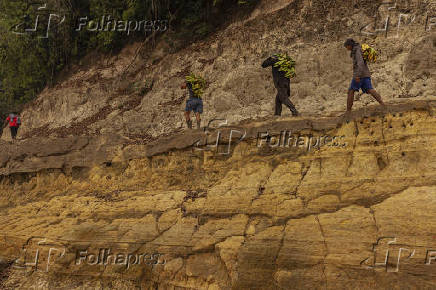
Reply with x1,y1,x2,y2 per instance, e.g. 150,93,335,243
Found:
0,0,258,122
273,54,296,79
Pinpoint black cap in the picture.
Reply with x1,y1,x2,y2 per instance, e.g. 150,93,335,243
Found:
344,38,355,47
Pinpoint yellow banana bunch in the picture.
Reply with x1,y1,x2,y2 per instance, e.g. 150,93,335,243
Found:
186,73,206,98
273,53,296,78
361,44,377,63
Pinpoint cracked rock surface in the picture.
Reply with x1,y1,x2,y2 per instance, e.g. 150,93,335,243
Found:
0,101,436,289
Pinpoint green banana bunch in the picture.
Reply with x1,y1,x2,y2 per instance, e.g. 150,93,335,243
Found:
273,53,296,78
186,73,207,98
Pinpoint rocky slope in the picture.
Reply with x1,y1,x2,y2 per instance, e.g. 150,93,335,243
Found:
1,0,434,142
1,101,436,289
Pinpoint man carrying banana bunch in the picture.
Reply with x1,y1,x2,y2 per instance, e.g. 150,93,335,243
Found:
344,38,385,112
182,73,206,129
262,53,299,117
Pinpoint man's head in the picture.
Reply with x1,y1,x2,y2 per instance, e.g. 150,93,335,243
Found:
181,82,187,90
344,38,355,51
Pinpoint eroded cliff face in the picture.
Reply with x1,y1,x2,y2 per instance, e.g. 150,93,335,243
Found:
0,0,436,288
0,101,435,289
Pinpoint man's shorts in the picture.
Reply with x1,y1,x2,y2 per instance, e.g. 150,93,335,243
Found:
349,77,374,94
185,97,203,113
10,126,18,139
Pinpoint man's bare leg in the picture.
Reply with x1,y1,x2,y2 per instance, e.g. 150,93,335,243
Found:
347,90,355,112
185,111,192,129
367,89,385,106
195,112,201,129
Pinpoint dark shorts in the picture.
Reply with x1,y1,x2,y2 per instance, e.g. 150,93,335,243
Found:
185,97,203,113
10,126,18,139
349,77,374,94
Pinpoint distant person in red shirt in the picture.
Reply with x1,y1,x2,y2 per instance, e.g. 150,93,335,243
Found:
3,112,21,140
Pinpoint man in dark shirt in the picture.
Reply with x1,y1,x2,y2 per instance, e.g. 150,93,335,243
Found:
344,38,385,112
262,55,299,117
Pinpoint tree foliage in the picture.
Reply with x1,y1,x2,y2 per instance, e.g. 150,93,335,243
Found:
0,0,259,121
